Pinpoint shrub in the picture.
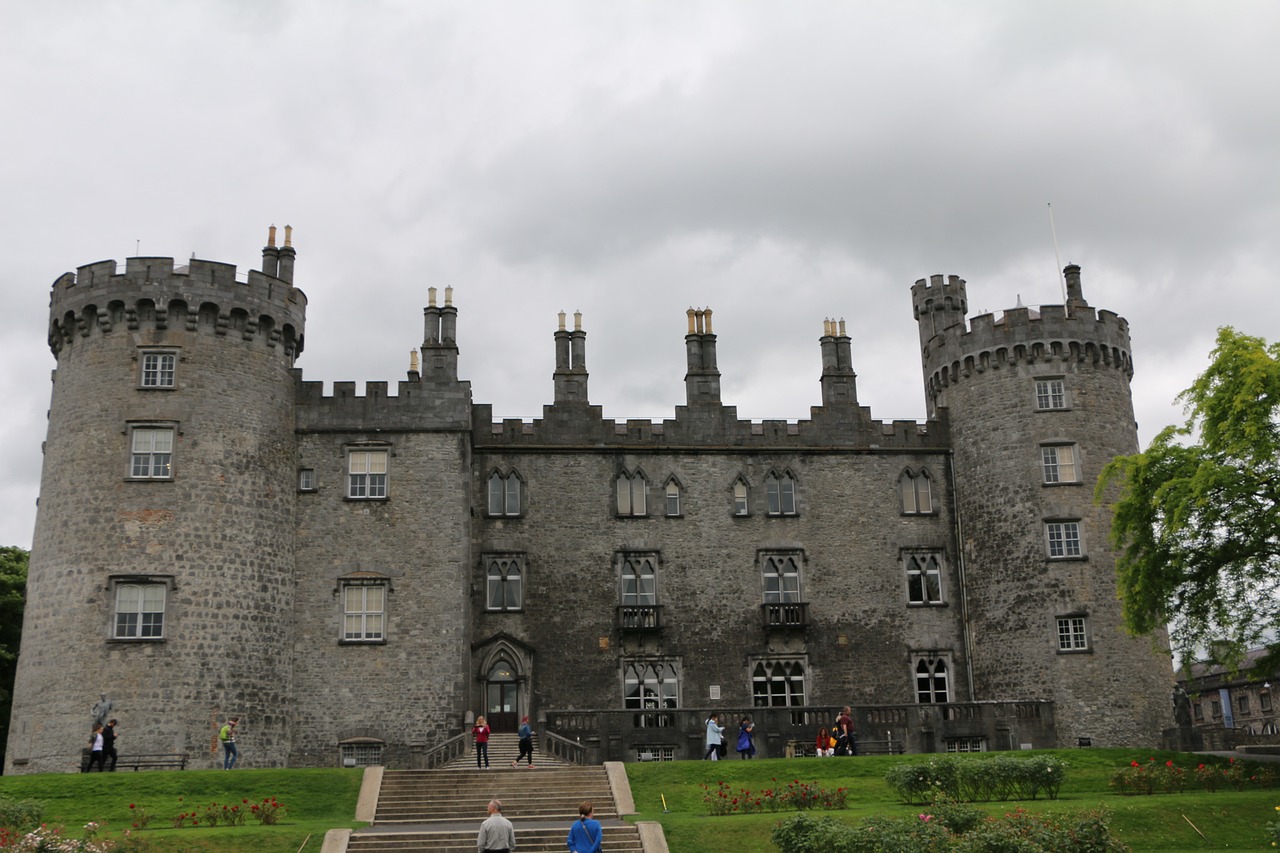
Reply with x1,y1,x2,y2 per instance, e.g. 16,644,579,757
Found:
0,796,44,831
249,797,285,825
885,755,1065,804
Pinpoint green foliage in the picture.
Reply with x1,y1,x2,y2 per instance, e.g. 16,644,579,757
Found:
701,779,848,815
771,805,1129,853
1096,327,1280,667
0,794,44,830
0,545,29,766
884,755,1066,804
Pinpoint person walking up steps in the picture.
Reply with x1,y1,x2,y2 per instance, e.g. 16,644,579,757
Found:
512,715,536,768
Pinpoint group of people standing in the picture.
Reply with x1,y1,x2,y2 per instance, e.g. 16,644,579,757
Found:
815,705,858,756
703,713,757,760
470,714,537,770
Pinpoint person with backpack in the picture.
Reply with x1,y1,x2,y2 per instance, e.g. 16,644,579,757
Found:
218,717,239,769
566,800,603,853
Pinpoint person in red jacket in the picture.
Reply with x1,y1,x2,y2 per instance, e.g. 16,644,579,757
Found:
472,715,491,769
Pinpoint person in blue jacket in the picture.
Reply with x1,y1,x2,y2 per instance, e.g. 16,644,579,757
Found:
566,801,603,853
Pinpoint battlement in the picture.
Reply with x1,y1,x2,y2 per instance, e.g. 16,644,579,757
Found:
471,402,948,451
294,376,472,432
47,255,307,359
911,274,969,323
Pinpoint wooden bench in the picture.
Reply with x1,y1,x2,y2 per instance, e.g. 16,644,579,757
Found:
81,749,188,772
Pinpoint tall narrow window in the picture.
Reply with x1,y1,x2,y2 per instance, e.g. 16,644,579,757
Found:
348,449,388,499
130,427,174,479
665,480,681,517
113,582,167,639
140,351,176,387
732,479,749,516
905,552,944,604
915,657,949,703
620,555,657,606
765,472,797,516
485,555,524,611
1035,378,1067,410
343,584,386,642
762,553,801,603
901,469,933,514
1045,521,1082,558
751,659,806,706
1041,445,1078,484
487,471,521,517
616,471,648,517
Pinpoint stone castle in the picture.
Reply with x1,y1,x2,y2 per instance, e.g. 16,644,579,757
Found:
5,227,1171,773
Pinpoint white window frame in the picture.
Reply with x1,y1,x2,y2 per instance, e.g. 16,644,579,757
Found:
762,552,802,603
1056,615,1089,651
732,478,750,516
487,470,522,517
616,471,648,517
298,468,316,492
900,469,934,514
765,471,798,516
342,582,387,642
664,480,681,517
1035,378,1068,410
347,448,389,499
485,554,524,611
128,425,175,480
339,740,384,767
905,551,944,605
620,554,657,606
1041,444,1079,484
945,737,987,753
139,350,176,388
1046,521,1083,558
751,658,807,707
110,577,171,641
914,656,950,704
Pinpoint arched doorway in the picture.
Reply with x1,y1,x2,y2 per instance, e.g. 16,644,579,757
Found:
485,659,519,732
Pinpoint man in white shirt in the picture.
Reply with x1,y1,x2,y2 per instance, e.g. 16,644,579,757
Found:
477,798,516,853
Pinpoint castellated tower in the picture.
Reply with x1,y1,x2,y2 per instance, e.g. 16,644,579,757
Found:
912,267,1171,746
5,230,305,773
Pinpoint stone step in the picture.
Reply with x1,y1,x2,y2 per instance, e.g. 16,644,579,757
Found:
374,765,615,825
347,825,644,853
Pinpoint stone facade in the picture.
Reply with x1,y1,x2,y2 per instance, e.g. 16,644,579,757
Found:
4,235,1172,774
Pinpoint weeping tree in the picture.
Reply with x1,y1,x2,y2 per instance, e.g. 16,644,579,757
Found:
1097,327,1280,671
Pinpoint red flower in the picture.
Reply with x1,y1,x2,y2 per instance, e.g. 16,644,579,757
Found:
1166,760,1174,767
128,804,136,810
1131,760,1139,767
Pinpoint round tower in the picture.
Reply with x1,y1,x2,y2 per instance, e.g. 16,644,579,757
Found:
912,266,1171,747
5,237,306,773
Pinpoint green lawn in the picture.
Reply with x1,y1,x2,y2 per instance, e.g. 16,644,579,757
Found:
0,750,1276,852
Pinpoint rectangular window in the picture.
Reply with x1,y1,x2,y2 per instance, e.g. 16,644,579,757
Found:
915,656,949,703
340,742,384,767
1056,616,1088,651
901,470,934,514
617,473,648,517
634,746,676,761
298,468,315,491
624,660,679,727
905,552,944,605
1262,692,1273,712
1046,521,1082,558
620,555,657,606
1211,700,1221,718
733,480,749,516
1035,378,1067,410
945,737,987,753
485,555,524,611
1041,445,1078,484
348,449,388,499
343,584,385,641
1193,702,1204,721
129,427,174,479
1238,694,1251,715
140,352,176,387
113,582,167,639
765,473,797,516
487,472,521,517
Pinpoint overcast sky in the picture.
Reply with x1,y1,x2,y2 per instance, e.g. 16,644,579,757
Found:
1,1,1276,550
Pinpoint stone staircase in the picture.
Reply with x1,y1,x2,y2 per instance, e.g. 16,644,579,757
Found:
338,741,657,852
442,732,570,770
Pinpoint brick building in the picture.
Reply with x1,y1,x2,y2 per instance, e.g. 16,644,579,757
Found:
4,230,1172,773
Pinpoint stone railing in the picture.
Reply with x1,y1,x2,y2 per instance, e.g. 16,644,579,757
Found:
541,729,589,765
412,731,469,769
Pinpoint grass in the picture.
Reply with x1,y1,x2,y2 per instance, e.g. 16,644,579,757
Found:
0,749,1276,851
0,767,364,852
